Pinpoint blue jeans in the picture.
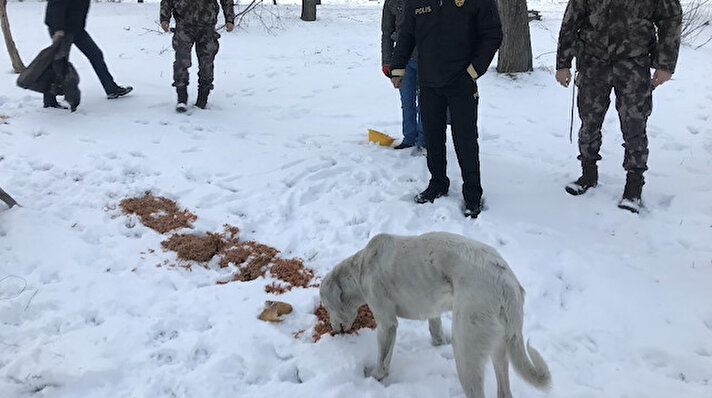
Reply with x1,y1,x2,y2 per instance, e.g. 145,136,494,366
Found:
399,59,425,147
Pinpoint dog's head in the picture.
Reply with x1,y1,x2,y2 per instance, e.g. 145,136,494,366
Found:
319,256,363,333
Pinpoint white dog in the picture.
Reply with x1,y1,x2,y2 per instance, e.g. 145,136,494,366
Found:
320,232,550,398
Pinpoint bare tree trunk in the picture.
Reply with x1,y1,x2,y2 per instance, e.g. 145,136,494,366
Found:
0,186,19,208
1,0,25,73
496,0,532,73
301,0,317,22
1,0,24,73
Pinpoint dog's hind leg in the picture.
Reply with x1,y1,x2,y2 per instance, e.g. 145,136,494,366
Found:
428,317,445,346
452,306,499,398
493,338,513,398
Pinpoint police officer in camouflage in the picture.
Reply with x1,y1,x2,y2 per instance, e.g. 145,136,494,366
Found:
556,0,682,213
160,0,235,112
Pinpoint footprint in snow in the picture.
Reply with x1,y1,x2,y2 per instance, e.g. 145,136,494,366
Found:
152,329,180,345
190,347,211,368
660,141,688,151
29,161,53,172
657,194,674,210
180,146,202,153
150,350,176,365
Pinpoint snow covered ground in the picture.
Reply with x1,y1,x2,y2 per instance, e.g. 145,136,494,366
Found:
1,1,711,397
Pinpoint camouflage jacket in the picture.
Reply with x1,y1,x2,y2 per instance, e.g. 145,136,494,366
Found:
381,0,416,65
556,0,682,72
160,0,235,27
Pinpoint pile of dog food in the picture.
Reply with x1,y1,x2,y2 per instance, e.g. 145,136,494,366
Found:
121,192,374,341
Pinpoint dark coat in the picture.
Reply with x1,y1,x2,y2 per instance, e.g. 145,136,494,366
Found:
45,0,90,33
381,0,416,66
17,41,81,111
390,0,503,88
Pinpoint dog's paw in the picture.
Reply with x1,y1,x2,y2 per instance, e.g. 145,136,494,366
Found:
364,366,388,381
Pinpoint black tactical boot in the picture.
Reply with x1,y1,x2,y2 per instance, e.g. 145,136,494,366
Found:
464,198,483,218
617,173,644,213
176,87,188,113
565,161,598,196
414,182,449,204
195,86,210,109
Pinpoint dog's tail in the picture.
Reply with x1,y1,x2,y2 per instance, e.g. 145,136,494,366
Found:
503,281,551,390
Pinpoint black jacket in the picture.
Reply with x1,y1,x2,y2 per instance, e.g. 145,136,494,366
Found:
391,0,502,88
45,0,90,33
381,0,416,66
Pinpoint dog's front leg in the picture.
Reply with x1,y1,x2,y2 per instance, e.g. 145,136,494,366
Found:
366,320,397,380
429,317,445,346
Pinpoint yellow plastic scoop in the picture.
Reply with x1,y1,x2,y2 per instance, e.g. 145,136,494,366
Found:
368,129,395,147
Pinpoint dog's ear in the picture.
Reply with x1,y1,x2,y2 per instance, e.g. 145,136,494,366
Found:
320,271,343,306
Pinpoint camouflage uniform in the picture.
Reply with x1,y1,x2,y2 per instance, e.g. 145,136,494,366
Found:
160,0,235,90
557,0,682,174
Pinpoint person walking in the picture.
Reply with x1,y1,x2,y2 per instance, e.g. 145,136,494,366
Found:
389,0,502,218
44,0,133,109
160,0,235,113
381,0,425,154
556,0,682,213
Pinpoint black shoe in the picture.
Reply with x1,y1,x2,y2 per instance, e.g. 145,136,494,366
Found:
414,184,448,204
617,173,644,213
43,102,68,110
464,199,482,218
565,161,598,196
107,86,133,99
394,142,415,150
195,87,210,109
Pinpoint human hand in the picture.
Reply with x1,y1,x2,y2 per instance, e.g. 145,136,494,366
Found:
652,69,672,87
391,76,402,89
382,65,391,78
555,68,572,87
226,22,234,32
161,21,170,32
52,30,65,43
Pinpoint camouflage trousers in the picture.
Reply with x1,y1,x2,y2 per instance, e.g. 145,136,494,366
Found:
575,56,653,174
172,24,220,90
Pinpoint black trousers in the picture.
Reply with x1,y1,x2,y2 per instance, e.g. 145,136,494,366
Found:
419,72,482,204
47,28,119,95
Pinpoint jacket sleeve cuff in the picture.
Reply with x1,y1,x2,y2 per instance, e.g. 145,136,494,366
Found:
652,61,675,74
391,68,406,77
467,64,479,79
